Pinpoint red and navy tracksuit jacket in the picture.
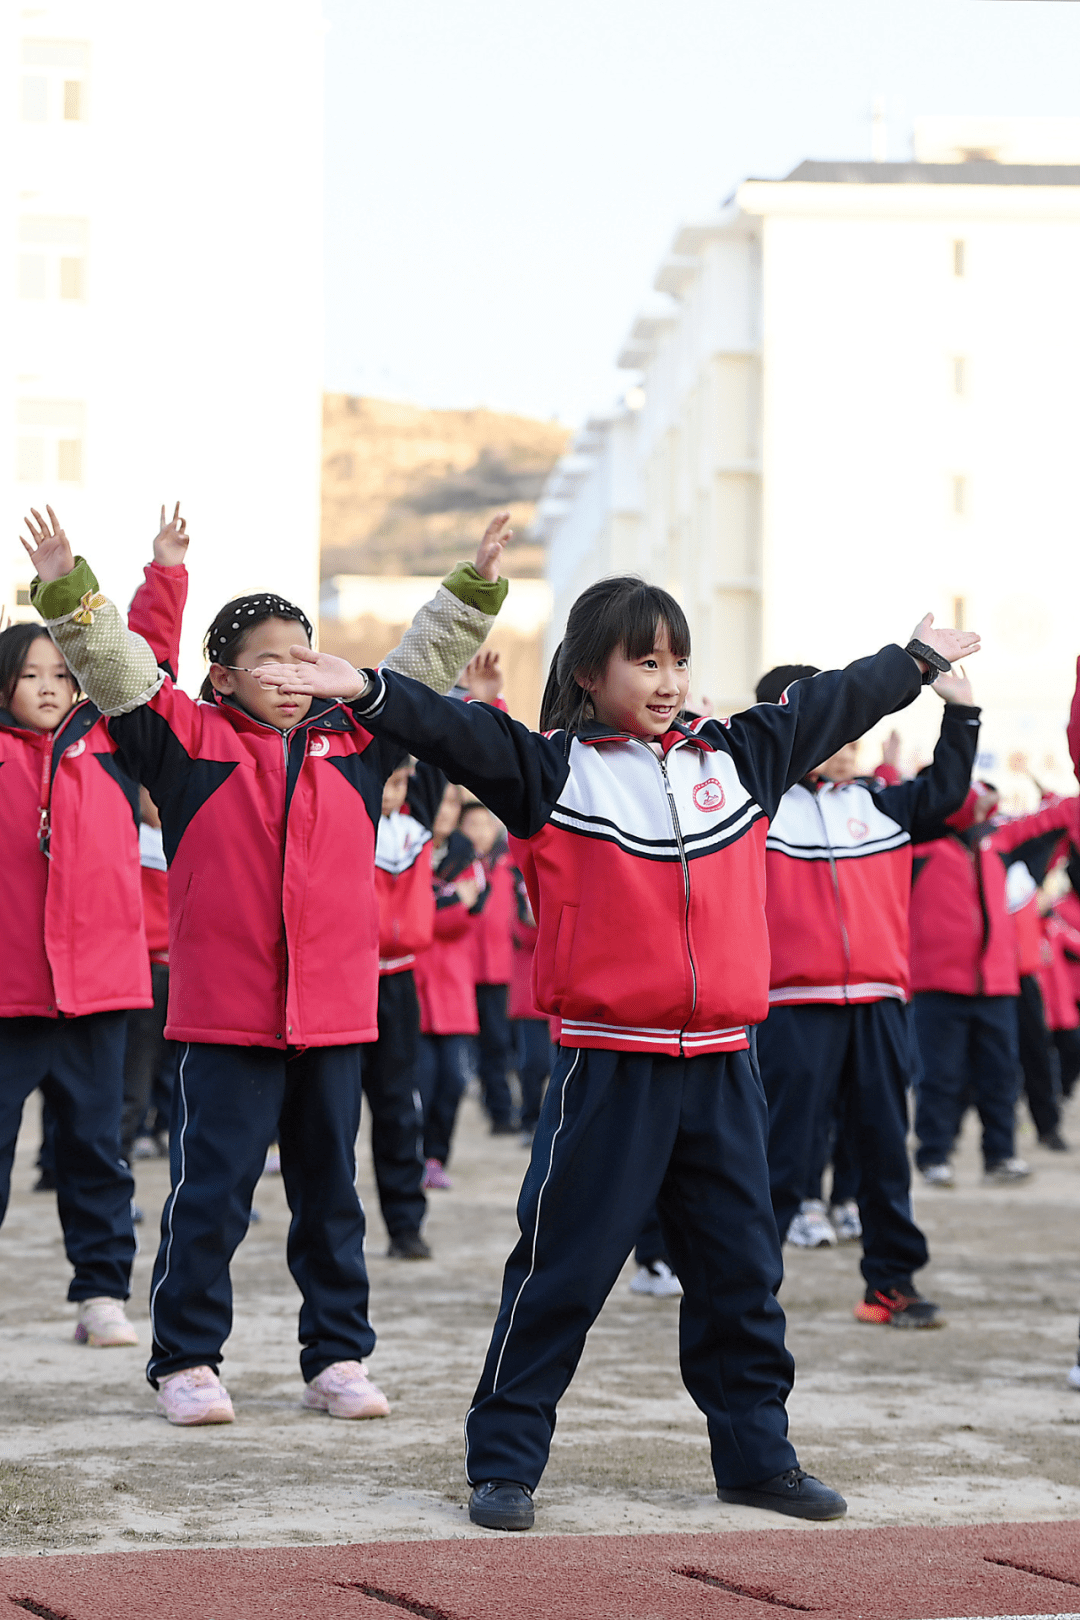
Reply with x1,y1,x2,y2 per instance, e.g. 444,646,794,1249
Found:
374,811,435,977
764,703,980,1007
414,830,484,1037
353,645,927,1057
0,561,186,1020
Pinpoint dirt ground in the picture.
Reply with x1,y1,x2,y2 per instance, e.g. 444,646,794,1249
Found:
1,1083,1079,1557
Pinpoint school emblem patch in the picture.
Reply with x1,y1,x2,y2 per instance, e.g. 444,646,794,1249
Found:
847,818,868,840
308,736,330,757
66,738,86,759
693,778,726,812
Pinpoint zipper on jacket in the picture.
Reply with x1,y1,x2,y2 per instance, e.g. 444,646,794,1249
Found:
812,789,852,1000
633,741,699,1053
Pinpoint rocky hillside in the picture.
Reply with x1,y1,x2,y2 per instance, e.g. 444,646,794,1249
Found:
320,395,570,579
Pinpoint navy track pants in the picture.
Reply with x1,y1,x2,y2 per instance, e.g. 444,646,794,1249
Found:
0,1013,134,1301
464,1044,797,1493
147,1041,374,1386
912,992,1020,1170
361,970,426,1240
756,1000,928,1293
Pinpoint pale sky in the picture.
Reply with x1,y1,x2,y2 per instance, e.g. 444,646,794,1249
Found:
323,0,1080,426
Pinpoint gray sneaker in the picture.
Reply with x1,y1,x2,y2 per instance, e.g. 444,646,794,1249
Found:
921,1162,955,1188
984,1157,1032,1184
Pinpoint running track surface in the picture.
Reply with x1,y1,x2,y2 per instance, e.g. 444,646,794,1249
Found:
4,1521,1080,1620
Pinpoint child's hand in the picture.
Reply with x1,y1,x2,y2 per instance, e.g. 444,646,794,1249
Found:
909,612,980,670
474,513,512,581
454,875,480,910
933,668,974,706
882,728,902,765
21,506,75,583
255,646,367,702
464,649,503,703
154,502,189,567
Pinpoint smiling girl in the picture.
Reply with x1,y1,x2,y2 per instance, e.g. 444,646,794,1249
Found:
250,570,978,1530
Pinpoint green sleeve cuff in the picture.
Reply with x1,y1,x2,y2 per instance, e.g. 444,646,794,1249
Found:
31,557,100,619
441,560,508,615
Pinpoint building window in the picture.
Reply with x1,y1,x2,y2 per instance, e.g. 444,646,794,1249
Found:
18,254,47,299
953,240,965,277
952,476,967,516
953,357,966,396
16,438,46,483
952,595,966,631
21,75,47,120
57,439,83,482
59,257,85,300
62,79,83,120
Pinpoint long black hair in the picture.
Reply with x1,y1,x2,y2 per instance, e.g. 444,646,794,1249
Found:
199,593,314,702
0,623,77,711
539,575,691,732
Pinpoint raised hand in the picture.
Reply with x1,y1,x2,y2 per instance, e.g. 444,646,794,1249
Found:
464,648,503,703
255,645,367,702
909,612,980,670
154,502,189,567
882,728,903,766
474,513,512,582
21,506,75,583
933,668,974,706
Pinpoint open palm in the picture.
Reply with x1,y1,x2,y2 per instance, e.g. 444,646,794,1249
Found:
21,506,74,583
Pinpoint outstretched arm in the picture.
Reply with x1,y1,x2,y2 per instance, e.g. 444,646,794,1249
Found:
127,502,190,676
712,614,981,820
379,513,511,695
874,670,981,839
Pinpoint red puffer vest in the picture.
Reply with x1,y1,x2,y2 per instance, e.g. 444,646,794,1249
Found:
0,561,186,1018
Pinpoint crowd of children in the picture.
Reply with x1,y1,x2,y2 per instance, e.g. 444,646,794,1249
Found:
5,497,1080,1534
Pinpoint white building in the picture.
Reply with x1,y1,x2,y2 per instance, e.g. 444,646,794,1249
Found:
539,121,1080,804
2,1,324,690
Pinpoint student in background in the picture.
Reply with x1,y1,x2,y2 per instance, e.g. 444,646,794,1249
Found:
461,801,518,1135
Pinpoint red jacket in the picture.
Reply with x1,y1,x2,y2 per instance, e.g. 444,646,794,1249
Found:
910,796,1079,998
1038,912,1080,1031
1055,891,1080,1002
508,868,544,1020
356,645,925,1056
764,703,979,1005
471,850,514,986
0,561,185,1019
414,831,482,1035
374,811,434,975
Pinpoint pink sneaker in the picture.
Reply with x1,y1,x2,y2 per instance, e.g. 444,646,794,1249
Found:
74,1297,138,1347
422,1157,452,1189
302,1360,389,1419
156,1365,236,1426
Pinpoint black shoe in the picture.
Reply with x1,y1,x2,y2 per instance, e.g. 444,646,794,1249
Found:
718,1467,847,1521
1039,1129,1070,1152
855,1280,943,1329
387,1231,432,1260
468,1480,534,1530
33,1169,57,1192
489,1120,518,1137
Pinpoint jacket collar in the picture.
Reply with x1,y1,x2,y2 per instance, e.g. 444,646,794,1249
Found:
0,697,97,746
208,692,356,737
575,717,714,755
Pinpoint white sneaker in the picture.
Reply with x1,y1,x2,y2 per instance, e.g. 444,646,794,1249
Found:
785,1199,838,1248
74,1297,138,1347
1068,1361,1080,1391
628,1261,683,1297
156,1365,235,1426
984,1157,1032,1184
921,1162,955,1188
263,1144,281,1175
829,1200,862,1242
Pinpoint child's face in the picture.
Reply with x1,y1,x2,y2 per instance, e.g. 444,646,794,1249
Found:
8,635,77,733
381,764,412,818
460,804,500,855
813,741,861,783
209,618,313,731
582,621,690,739
432,783,462,844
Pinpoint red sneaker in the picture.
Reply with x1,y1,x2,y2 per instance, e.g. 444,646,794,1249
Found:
854,1282,943,1329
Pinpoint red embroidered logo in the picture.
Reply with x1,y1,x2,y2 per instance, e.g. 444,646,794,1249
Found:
847,818,868,840
693,778,726,812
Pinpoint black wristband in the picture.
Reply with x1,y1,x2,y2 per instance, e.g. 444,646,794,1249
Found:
905,638,950,686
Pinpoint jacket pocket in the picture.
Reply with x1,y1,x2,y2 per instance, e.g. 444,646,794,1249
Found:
552,903,578,998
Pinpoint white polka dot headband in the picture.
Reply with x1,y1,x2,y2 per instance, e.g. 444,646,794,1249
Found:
207,594,314,656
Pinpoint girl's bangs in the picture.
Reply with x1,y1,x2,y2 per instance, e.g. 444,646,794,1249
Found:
619,587,691,663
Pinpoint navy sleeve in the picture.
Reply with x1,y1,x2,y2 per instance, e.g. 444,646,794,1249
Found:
697,644,923,820
872,702,980,841
351,670,570,840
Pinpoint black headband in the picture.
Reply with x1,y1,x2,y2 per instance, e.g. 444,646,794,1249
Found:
208,594,314,656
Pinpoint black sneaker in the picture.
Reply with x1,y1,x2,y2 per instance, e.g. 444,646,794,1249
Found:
387,1231,432,1260
854,1281,943,1329
718,1467,846,1520
1039,1129,1070,1152
468,1480,534,1530
489,1120,519,1137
